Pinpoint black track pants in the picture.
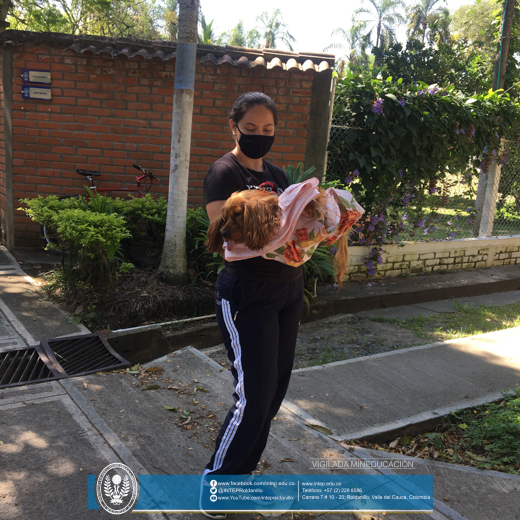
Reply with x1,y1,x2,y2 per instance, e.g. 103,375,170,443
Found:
204,268,304,475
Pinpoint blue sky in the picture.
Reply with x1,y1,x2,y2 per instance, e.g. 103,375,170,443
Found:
201,0,479,56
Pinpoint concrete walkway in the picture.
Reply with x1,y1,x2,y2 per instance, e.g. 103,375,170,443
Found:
1,245,519,520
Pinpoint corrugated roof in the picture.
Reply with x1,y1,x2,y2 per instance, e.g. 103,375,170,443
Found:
0,30,335,72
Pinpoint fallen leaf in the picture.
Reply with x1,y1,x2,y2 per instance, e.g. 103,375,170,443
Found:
167,386,181,390
142,384,160,391
144,367,164,373
83,382,88,390
162,405,179,411
444,497,449,502
75,305,85,314
389,439,399,449
399,436,412,446
180,416,192,426
288,438,299,441
307,424,333,435
280,458,294,462
195,385,209,393
467,452,488,462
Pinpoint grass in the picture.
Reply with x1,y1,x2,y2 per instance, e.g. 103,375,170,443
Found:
382,301,520,342
357,302,520,475
352,389,520,475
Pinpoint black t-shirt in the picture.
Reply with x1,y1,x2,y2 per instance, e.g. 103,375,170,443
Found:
203,152,303,283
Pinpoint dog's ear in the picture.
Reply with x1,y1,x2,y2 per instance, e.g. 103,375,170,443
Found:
243,194,280,250
205,214,225,254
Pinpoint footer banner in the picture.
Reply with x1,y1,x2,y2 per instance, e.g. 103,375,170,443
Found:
88,469,433,514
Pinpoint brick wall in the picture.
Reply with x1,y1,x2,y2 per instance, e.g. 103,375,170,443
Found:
345,237,520,282
7,42,313,248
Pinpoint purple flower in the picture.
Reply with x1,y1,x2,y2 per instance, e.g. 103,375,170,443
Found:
353,169,360,177
345,176,353,185
368,267,377,276
448,231,455,239
371,98,384,116
330,246,338,255
398,170,403,177
402,214,408,221
447,220,452,226
370,215,379,224
368,223,375,231
377,255,383,264
460,128,465,135
424,227,429,234
417,218,426,227
400,99,406,107
471,128,476,137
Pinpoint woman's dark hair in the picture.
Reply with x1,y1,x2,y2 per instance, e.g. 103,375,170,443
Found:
230,92,278,126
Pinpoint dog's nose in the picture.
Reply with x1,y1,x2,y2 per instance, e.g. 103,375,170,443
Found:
220,229,229,238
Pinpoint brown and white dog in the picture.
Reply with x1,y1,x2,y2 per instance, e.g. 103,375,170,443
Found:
205,188,350,288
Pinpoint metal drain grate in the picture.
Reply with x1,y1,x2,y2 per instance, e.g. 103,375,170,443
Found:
0,334,130,389
0,345,63,389
41,334,130,377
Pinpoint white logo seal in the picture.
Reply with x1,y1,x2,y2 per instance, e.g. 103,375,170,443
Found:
96,463,139,514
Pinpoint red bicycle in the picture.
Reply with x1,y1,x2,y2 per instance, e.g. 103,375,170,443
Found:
76,163,157,198
42,164,161,265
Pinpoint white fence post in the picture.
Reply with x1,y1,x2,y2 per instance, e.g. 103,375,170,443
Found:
478,160,502,238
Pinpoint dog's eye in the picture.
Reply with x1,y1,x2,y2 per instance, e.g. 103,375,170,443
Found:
233,211,242,218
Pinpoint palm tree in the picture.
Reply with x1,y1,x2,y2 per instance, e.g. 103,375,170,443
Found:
198,13,215,44
353,0,406,49
407,0,450,44
256,9,296,50
325,16,368,56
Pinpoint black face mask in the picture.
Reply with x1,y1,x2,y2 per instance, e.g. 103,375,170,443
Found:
236,126,275,159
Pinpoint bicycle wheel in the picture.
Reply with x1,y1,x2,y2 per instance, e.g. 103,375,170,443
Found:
40,195,80,255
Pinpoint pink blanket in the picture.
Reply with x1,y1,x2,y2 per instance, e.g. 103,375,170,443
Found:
223,177,365,267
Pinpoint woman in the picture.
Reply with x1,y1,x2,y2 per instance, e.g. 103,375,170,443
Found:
203,92,304,484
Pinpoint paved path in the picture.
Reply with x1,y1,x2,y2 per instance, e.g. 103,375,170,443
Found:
1,246,519,520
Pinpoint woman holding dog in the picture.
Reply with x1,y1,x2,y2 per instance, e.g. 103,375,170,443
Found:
202,92,304,494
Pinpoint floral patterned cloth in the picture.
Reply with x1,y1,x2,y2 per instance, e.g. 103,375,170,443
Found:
223,177,365,267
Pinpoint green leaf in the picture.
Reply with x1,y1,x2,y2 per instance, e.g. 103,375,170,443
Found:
307,423,333,435
142,384,160,391
385,93,398,103
399,435,412,446
162,405,179,411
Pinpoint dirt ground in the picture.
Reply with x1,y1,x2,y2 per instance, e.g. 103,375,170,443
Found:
205,313,426,370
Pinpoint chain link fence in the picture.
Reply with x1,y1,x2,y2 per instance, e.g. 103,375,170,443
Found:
326,96,520,242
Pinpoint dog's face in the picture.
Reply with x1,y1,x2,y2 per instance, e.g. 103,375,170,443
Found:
205,190,281,253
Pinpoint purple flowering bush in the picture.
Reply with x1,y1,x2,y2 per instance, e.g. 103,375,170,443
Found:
326,73,520,277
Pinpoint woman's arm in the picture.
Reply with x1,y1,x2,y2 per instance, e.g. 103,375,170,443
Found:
206,200,226,223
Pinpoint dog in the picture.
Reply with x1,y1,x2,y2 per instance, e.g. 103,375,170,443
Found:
205,187,352,288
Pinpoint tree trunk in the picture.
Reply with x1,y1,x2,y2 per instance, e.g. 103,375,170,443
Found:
492,0,516,90
157,0,199,285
